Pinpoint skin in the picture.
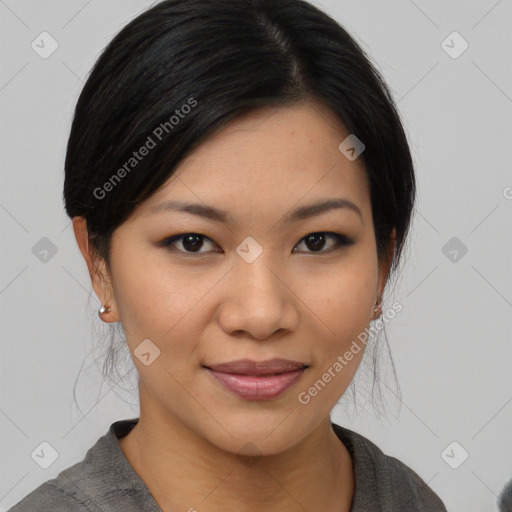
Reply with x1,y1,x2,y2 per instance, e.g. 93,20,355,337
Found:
73,98,395,512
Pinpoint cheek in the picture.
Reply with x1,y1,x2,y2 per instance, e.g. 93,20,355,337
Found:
297,269,376,411
310,259,378,339
110,248,204,354
302,258,378,401
332,276,375,333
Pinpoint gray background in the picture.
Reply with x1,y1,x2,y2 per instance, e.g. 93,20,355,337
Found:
1,1,511,510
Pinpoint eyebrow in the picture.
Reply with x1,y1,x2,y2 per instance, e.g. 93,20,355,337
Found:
148,198,363,224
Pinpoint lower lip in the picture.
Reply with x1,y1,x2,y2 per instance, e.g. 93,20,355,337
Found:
205,368,306,401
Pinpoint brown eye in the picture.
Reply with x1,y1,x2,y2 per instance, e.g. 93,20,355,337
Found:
158,231,354,257
159,233,221,254
293,232,354,253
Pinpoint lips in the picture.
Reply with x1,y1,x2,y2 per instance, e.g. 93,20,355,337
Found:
204,358,308,375
203,358,309,401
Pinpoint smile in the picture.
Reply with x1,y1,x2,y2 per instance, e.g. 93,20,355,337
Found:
203,358,309,401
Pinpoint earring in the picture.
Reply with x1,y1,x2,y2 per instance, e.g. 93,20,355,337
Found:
374,297,383,316
98,304,112,319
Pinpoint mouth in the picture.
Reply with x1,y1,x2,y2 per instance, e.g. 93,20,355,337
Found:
204,358,308,375
203,358,309,401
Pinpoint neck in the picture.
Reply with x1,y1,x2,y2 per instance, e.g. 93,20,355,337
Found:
119,394,354,512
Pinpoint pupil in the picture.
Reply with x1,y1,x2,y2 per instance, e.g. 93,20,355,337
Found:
183,234,202,252
306,233,325,251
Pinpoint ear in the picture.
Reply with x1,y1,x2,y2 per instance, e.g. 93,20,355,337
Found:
72,216,119,322
374,227,396,318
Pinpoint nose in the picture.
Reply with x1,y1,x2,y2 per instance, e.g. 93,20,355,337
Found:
217,258,299,341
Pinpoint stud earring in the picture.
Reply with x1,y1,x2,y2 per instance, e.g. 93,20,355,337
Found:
374,297,383,317
98,304,112,319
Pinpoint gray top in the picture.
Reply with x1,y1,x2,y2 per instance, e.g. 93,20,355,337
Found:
8,417,447,511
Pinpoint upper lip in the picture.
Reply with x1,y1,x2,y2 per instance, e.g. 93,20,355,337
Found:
204,358,308,375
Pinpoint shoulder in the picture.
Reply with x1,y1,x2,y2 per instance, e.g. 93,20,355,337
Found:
7,464,91,511
7,419,143,512
331,422,447,511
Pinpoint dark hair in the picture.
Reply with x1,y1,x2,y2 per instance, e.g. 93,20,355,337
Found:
65,0,415,416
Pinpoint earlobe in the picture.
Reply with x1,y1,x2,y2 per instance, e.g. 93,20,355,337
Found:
386,227,397,275
72,216,90,264
72,216,101,287
374,227,397,319
382,227,396,276
72,216,119,322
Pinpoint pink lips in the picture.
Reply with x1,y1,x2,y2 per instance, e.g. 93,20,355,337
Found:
204,358,308,401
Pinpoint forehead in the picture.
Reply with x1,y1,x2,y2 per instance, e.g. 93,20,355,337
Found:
136,100,370,224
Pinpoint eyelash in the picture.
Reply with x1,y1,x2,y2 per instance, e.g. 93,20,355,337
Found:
157,232,355,256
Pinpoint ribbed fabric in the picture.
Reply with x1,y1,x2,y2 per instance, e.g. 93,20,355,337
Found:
8,418,447,511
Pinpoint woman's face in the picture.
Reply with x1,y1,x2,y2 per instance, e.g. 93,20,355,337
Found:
82,100,392,455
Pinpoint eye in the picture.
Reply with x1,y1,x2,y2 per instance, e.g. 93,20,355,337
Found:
293,232,355,253
158,233,220,255
158,231,355,256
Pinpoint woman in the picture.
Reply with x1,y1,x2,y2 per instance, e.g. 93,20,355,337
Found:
9,0,447,510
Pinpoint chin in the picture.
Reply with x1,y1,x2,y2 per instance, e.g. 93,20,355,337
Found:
195,412,312,458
